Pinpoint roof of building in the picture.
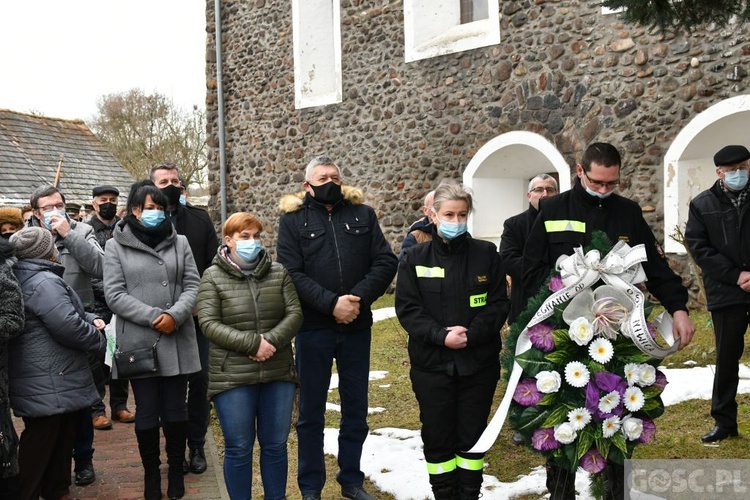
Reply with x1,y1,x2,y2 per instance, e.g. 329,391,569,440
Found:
0,109,134,206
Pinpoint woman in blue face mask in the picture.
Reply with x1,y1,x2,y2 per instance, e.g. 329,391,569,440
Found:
395,181,510,500
196,212,302,500
104,182,201,500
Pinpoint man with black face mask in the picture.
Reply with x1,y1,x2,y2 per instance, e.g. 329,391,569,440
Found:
150,163,219,475
277,155,398,500
86,185,136,429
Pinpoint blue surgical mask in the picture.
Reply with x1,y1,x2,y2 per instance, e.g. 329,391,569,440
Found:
436,217,467,240
179,194,187,206
140,209,166,228
235,239,262,262
723,169,749,191
43,209,67,229
585,186,614,199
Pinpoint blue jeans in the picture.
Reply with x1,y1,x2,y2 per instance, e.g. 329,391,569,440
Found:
295,328,371,495
213,382,296,500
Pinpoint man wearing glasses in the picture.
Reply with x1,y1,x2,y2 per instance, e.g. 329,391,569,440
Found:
686,145,750,444
500,174,558,325
522,142,695,500
29,185,106,488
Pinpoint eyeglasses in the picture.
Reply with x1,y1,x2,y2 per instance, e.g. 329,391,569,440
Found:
529,187,558,194
584,172,619,189
38,203,65,213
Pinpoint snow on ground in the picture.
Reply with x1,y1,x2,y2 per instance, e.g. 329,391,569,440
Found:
317,307,749,499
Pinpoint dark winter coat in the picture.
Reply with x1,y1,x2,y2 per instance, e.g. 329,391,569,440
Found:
9,258,103,418
276,187,398,332
0,240,23,478
685,180,750,311
198,246,303,398
104,221,201,379
523,180,689,315
399,216,434,260
499,206,537,324
88,215,120,323
396,229,509,376
167,204,219,277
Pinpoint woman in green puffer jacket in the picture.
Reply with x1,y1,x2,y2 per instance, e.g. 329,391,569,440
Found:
197,212,302,500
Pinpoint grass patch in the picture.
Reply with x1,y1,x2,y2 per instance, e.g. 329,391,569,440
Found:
211,294,750,498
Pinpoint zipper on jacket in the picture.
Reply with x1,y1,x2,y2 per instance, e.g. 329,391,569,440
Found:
59,361,74,377
249,276,265,367
329,213,346,293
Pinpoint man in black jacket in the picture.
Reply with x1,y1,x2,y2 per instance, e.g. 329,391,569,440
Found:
500,174,558,325
399,189,434,260
87,185,136,429
277,156,398,500
150,164,219,474
686,144,750,443
522,142,695,500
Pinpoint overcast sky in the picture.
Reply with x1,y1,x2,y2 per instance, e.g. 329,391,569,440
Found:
0,1,206,123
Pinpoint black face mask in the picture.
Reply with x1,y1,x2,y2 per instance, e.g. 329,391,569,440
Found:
161,185,182,207
0,232,12,240
310,181,343,205
98,202,117,221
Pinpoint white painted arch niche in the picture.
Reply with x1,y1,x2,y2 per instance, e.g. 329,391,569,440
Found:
462,131,572,246
664,95,750,253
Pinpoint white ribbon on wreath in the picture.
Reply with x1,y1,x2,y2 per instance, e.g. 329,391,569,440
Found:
466,241,680,453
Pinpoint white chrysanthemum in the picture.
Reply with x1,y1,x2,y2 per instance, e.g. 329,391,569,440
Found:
624,386,645,412
554,422,577,444
598,390,621,414
567,407,592,431
637,364,656,387
536,370,562,394
588,338,614,364
622,416,644,441
565,361,591,388
569,317,594,346
623,363,640,386
602,415,622,438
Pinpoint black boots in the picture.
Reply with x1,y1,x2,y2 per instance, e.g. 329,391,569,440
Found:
136,427,162,500
162,421,188,499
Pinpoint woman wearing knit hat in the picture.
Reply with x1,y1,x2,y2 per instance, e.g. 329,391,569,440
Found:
8,226,106,500
0,207,24,239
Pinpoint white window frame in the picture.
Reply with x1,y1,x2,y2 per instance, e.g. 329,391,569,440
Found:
403,0,500,63
292,0,342,109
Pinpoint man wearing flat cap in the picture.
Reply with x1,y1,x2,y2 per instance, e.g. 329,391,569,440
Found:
686,144,750,443
86,185,136,429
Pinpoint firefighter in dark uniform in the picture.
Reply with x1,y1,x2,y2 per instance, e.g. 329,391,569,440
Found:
396,181,509,500
522,142,696,500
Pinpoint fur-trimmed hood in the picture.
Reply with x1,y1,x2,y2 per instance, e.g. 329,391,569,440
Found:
278,185,364,214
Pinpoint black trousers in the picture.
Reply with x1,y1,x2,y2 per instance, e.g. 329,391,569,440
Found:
90,351,130,416
130,375,189,431
710,303,750,430
410,362,499,487
18,412,76,500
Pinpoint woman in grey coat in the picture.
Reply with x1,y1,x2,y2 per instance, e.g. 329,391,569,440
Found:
104,183,200,500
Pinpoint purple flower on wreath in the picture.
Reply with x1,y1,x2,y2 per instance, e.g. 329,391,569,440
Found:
594,371,625,394
513,378,542,406
652,370,668,391
548,275,564,292
646,321,658,340
528,322,555,352
532,427,560,451
585,381,600,418
639,418,656,444
580,448,607,474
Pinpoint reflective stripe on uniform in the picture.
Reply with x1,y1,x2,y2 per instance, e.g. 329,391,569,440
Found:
544,220,586,233
456,456,484,471
469,292,487,307
415,265,445,278
426,457,457,475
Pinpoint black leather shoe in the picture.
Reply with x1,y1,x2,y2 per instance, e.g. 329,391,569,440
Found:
189,447,207,474
74,462,96,486
341,485,375,500
301,494,321,500
701,426,739,443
